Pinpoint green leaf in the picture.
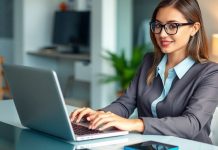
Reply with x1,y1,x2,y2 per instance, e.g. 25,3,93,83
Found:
100,45,153,91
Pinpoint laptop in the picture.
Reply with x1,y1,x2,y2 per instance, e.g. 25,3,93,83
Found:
3,64,128,141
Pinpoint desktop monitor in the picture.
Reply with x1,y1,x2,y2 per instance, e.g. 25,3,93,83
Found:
52,11,90,53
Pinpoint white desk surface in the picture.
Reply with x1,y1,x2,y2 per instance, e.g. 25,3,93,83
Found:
0,100,218,150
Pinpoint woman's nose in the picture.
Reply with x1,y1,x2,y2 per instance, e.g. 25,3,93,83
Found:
159,27,168,37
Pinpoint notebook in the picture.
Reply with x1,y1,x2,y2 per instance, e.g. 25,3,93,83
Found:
3,64,128,141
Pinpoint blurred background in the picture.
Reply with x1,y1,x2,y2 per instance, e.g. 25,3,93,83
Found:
0,0,218,109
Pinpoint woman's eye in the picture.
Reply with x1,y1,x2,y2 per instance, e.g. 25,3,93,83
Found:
168,23,177,29
155,24,162,28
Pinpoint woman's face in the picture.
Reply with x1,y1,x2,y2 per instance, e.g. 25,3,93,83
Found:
154,6,194,55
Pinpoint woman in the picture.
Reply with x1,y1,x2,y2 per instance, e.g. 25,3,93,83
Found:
70,0,218,144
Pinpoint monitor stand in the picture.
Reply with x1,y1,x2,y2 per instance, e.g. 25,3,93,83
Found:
71,45,80,54
61,45,80,54
57,44,82,54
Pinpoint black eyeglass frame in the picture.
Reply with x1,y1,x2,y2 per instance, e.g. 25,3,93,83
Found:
150,22,194,35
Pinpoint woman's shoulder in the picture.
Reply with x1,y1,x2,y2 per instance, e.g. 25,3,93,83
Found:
143,52,154,62
144,52,154,58
140,52,154,68
194,60,218,76
198,61,218,69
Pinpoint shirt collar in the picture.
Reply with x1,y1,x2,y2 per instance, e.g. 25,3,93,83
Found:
174,56,195,79
156,55,195,79
156,55,167,77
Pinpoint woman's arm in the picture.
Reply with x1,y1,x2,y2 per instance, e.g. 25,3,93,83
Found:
141,69,218,139
101,53,153,118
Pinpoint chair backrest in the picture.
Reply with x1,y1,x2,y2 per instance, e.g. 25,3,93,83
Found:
210,107,218,145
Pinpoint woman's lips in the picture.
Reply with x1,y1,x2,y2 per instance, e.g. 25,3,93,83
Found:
160,40,173,47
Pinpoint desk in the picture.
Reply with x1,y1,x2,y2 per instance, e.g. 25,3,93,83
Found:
0,100,218,150
27,51,90,62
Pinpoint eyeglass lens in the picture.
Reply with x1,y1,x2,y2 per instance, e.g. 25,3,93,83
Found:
151,22,178,35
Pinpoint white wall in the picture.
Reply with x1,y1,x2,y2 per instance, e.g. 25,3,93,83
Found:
13,0,24,64
14,0,57,68
90,0,133,109
117,0,132,59
91,0,118,108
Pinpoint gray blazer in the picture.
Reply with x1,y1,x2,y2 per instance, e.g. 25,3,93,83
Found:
102,53,218,144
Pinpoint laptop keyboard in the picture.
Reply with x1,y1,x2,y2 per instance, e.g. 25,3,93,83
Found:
71,123,103,135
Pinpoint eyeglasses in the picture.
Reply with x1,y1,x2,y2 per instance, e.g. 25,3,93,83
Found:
150,21,194,35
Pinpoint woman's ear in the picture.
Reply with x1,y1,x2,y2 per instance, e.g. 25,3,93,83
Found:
191,22,200,36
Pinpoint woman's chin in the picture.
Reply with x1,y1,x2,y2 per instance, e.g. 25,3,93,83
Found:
161,49,173,54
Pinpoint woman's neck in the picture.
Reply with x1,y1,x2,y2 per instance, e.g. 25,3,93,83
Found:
166,52,187,68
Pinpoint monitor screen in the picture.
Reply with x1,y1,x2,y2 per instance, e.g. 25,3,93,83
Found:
52,11,90,53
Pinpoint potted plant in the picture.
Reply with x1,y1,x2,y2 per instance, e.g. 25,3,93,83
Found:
101,45,150,95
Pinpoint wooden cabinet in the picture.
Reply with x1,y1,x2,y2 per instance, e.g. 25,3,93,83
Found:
0,56,3,99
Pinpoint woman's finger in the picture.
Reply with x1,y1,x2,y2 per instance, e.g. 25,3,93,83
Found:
91,113,111,127
76,108,95,123
99,121,117,131
91,116,114,129
87,111,105,121
70,107,86,122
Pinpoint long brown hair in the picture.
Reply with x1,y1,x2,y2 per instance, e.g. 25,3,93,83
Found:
147,0,209,85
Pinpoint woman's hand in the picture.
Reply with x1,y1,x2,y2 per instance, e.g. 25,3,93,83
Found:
88,111,145,133
70,107,104,123
70,108,145,133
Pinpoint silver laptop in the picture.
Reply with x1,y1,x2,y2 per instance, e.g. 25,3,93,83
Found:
3,64,128,141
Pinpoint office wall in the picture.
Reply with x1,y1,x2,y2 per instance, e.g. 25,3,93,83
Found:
133,0,159,46
198,0,218,47
0,0,13,63
0,0,13,38
117,0,132,59
13,0,57,66
91,0,118,108
0,39,13,63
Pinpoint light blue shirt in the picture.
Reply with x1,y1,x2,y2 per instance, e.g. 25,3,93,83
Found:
151,55,195,117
